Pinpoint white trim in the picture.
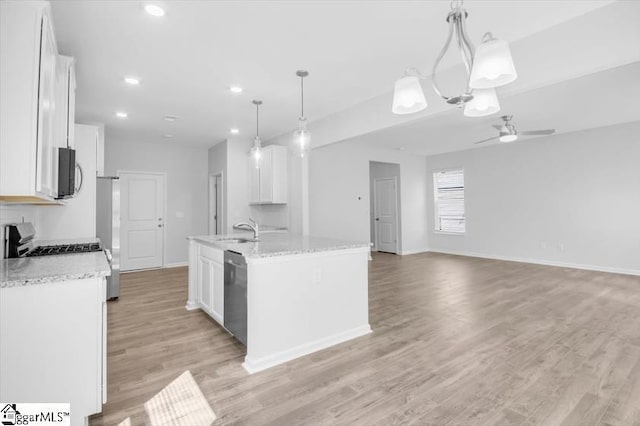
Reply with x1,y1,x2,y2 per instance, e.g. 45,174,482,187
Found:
185,302,199,311
400,248,429,256
433,231,465,236
242,324,372,374
427,248,640,277
208,171,224,235
165,261,188,268
117,170,167,270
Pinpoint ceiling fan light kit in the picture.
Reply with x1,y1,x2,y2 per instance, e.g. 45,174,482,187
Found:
392,0,517,117
392,70,428,115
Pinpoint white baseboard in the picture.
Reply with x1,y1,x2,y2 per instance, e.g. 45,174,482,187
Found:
242,324,372,374
400,248,430,256
165,261,188,269
185,302,200,311
427,248,640,276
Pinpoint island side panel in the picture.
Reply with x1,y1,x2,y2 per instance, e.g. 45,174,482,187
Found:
244,248,371,373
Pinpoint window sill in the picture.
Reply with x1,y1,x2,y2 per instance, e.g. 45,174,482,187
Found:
433,231,465,236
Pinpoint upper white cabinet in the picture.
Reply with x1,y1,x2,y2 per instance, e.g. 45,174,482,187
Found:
249,145,288,204
0,1,75,203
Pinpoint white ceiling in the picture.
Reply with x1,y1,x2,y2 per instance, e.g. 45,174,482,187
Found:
362,61,640,156
50,0,612,148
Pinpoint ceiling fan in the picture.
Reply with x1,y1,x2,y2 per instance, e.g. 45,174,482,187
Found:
474,115,555,144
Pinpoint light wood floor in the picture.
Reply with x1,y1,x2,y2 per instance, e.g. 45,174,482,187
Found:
90,252,640,426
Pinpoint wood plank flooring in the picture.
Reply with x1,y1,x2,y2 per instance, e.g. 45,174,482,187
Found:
89,252,640,425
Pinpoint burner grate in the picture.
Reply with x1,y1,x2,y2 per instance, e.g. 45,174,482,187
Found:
26,243,102,257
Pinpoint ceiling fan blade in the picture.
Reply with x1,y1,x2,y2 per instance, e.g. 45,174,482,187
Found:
491,125,502,130
520,129,556,136
474,136,499,145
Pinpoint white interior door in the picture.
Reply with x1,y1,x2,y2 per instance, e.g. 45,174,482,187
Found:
374,177,399,253
120,172,164,271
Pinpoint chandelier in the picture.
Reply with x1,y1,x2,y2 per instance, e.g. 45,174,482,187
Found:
392,0,517,117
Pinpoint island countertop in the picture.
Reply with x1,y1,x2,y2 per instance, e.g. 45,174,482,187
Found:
187,233,371,259
1,238,111,288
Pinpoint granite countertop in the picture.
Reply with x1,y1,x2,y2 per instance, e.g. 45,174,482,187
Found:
1,237,110,288
188,233,371,259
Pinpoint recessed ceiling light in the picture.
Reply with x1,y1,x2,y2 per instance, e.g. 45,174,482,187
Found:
144,4,165,17
229,85,243,94
164,115,178,122
230,128,239,134
115,111,128,118
164,134,174,138
124,76,140,85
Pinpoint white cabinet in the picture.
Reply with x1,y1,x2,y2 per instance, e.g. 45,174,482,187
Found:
249,145,288,204
55,55,76,150
0,277,107,424
195,244,224,324
0,1,75,203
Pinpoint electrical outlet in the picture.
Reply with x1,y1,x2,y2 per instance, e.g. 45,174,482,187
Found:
312,268,322,284
540,242,547,249
558,243,565,252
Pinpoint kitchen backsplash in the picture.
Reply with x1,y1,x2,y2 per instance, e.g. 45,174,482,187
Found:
248,204,289,229
0,205,38,258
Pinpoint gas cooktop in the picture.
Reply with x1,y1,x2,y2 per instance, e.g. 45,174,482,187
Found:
26,242,102,257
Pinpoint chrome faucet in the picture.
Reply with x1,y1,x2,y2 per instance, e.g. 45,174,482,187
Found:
233,218,259,240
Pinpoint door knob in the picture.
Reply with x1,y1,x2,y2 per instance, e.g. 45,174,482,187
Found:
375,218,380,221
158,224,163,228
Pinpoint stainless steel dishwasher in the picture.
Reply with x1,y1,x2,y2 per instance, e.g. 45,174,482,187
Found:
224,250,247,345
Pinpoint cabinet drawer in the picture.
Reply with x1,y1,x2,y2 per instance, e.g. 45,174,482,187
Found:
199,244,223,263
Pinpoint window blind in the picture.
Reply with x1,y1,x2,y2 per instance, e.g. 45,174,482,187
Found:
434,169,465,233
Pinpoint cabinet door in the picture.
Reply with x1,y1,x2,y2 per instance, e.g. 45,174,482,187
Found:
35,14,57,197
259,148,273,202
67,62,76,149
248,156,260,204
210,260,224,323
197,256,214,314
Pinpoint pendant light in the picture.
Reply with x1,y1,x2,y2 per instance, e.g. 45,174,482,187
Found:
392,68,427,115
249,100,263,168
463,88,500,117
391,0,516,117
469,32,517,89
293,70,311,158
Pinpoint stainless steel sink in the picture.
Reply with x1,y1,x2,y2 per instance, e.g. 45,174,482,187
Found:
215,238,256,244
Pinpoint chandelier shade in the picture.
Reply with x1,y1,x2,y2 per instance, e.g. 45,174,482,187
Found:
469,33,517,89
463,88,500,117
392,74,427,115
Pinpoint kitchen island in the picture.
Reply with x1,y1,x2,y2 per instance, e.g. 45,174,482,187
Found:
186,233,371,373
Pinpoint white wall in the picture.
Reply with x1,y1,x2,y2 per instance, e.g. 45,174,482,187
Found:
369,161,401,250
426,121,640,275
105,136,208,266
308,137,428,254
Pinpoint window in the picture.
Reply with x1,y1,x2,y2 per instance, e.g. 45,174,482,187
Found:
434,169,465,233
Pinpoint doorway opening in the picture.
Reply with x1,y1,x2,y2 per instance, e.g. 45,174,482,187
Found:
369,161,401,254
209,172,224,234
118,171,166,271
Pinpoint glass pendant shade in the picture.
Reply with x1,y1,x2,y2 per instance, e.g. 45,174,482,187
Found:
250,136,262,168
469,34,517,89
463,88,500,117
293,117,310,158
392,75,427,115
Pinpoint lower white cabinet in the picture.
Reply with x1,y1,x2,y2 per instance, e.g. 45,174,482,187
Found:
0,277,106,425
194,244,224,324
